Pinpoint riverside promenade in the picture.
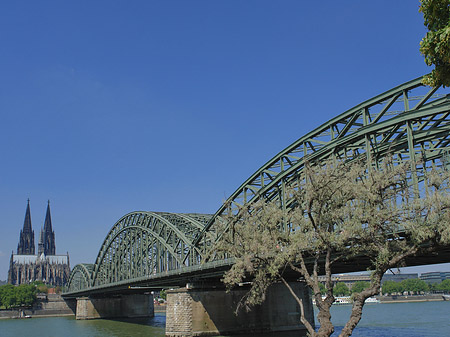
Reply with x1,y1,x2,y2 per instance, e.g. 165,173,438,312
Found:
0,294,75,319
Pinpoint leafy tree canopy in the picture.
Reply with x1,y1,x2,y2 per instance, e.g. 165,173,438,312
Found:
334,283,350,296
351,281,370,294
437,279,450,292
420,0,450,87
0,284,37,309
382,280,404,295
401,278,429,293
212,159,450,337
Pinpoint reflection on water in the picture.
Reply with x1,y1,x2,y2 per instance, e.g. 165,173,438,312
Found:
0,314,166,337
321,301,450,337
1,302,450,337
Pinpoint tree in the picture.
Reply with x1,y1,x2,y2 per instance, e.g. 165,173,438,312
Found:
0,284,17,309
333,283,350,296
159,289,167,300
351,281,370,295
319,282,327,295
419,0,450,87
381,280,403,295
0,284,37,309
32,281,48,294
436,279,450,292
401,278,429,294
213,160,450,337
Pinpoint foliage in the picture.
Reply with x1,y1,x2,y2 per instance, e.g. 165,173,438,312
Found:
436,279,450,292
212,159,450,337
0,284,17,309
401,278,429,293
382,280,404,295
351,281,370,294
32,281,48,294
419,0,450,87
333,283,350,296
159,289,167,300
36,285,48,294
319,282,327,295
383,278,449,294
15,285,36,307
0,284,36,309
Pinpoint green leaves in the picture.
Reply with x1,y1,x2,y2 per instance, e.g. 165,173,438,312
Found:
382,278,429,295
0,284,36,309
351,281,370,294
419,0,450,87
212,157,450,336
333,282,350,296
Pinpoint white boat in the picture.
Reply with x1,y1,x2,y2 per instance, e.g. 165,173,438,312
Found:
334,296,352,305
365,297,380,304
312,296,379,306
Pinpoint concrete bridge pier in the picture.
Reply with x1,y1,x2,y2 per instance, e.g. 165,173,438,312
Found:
165,282,314,337
75,294,154,320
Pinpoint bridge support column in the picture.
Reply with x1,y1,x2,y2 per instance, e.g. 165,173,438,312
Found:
75,294,154,320
165,282,314,337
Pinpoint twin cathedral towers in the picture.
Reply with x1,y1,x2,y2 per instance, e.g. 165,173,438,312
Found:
8,200,70,286
17,199,56,256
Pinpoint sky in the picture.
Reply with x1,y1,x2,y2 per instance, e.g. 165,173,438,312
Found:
0,1,447,281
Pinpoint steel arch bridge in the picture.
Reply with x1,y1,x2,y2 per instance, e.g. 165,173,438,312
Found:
65,76,450,296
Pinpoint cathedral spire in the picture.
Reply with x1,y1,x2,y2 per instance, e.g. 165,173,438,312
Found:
42,200,55,255
17,199,35,255
44,200,53,233
38,227,44,256
23,199,32,232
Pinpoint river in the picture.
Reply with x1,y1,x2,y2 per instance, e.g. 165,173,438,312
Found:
1,301,449,336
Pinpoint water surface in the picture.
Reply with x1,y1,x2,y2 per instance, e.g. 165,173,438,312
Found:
1,301,449,336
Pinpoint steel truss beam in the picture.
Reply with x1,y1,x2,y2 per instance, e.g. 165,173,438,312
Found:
65,76,450,296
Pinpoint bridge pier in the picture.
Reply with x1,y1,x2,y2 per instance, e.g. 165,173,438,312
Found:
165,281,314,337
75,294,154,320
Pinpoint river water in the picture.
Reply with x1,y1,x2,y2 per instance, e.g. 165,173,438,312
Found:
1,301,449,336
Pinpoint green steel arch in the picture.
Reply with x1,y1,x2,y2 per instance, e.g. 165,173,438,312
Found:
66,263,94,293
90,211,211,287
192,76,450,255
66,75,450,294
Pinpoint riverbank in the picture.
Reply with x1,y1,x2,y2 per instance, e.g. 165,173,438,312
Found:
378,294,447,303
0,294,75,319
154,304,166,313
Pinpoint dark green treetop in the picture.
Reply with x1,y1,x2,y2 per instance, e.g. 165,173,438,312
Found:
420,0,450,87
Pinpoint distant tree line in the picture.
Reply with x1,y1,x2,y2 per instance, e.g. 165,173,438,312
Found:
382,278,450,295
0,284,36,309
319,281,372,297
319,278,450,297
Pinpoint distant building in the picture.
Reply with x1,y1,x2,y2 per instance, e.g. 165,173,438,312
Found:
318,274,372,290
420,272,450,284
318,273,418,290
381,273,418,283
8,200,70,286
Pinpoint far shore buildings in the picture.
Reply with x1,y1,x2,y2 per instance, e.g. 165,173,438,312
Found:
8,200,70,286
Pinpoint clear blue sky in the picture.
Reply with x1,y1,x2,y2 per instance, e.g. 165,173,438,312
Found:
0,1,446,280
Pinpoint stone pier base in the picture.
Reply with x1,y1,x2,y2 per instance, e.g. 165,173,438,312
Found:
165,282,314,337
75,294,154,320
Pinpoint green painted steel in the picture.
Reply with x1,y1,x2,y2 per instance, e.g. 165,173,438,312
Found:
65,76,450,296
66,263,94,293
74,212,211,291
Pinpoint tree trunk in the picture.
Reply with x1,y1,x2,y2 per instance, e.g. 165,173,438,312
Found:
338,271,382,337
316,305,334,337
280,277,317,336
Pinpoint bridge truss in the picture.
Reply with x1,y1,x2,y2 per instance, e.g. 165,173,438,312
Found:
66,76,450,296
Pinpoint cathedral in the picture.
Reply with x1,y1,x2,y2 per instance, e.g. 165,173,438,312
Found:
8,200,70,286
